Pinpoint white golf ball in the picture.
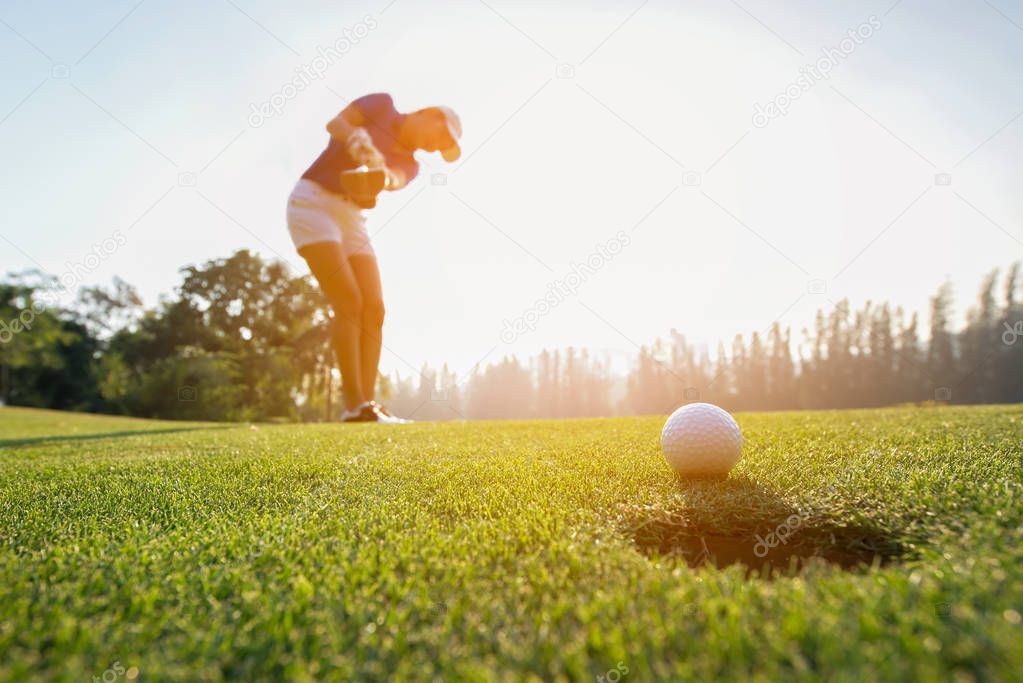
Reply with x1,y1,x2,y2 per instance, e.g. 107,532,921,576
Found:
661,402,743,477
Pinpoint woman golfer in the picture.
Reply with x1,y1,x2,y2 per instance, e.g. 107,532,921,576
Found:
287,93,461,423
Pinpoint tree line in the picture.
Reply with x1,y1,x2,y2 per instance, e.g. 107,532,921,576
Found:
2,251,1020,421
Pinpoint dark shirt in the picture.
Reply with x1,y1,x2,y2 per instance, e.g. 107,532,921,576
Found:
301,93,419,195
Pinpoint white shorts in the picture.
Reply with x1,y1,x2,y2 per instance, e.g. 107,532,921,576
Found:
286,179,375,258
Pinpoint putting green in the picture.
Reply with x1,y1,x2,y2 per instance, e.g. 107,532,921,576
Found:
1,405,1020,681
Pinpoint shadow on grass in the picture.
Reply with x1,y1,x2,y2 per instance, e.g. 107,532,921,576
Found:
0,426,235,449
619,476,908,578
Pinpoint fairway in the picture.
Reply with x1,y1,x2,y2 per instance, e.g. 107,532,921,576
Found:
1,406,1021,681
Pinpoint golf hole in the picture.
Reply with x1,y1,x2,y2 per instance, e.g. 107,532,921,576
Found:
617,480,908,577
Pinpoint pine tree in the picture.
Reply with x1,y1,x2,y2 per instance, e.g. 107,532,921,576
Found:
927,281,956,401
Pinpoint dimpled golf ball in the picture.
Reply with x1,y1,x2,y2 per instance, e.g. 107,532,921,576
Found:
661,402,743,477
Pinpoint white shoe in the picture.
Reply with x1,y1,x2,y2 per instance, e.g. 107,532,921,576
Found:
340,402,411,424
341,402,378,423
370,401,412,423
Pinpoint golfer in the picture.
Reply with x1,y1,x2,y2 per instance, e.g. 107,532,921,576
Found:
287,93,461,423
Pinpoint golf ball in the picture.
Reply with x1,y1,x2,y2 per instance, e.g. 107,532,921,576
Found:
661,402,743,477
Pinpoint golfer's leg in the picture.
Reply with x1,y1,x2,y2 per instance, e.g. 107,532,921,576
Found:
348,254,385,401
299,242,365,411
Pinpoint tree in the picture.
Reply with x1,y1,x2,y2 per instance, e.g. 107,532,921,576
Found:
959,271,999,404
100,250,330,420
766,323,795,408
894,309,925,404
866,304,895,407
998,263,1023,403
4,257,1022,421
0,274,89,408
467,356,534,419
74,277,143,338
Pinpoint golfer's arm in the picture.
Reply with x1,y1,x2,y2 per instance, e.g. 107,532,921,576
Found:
326,105,365,142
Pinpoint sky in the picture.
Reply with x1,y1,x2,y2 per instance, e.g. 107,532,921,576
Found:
2,0,1022,380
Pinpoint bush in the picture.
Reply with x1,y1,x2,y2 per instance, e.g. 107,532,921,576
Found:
130,350,246,421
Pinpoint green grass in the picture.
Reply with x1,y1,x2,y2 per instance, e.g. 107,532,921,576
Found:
1,405,1021,682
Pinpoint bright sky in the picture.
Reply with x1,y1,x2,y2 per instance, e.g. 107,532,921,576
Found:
2,0,1022,379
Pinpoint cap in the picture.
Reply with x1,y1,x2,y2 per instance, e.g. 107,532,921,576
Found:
435,106,462,162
